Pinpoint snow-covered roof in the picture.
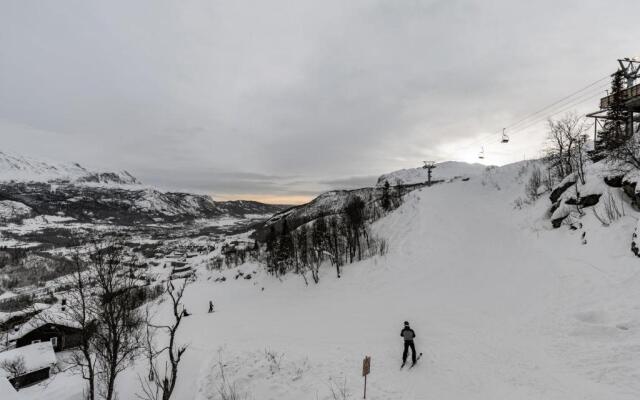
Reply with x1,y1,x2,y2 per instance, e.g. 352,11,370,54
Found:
0,376,18,399
7,306,82,342
0,303,50,325
0,341,56,378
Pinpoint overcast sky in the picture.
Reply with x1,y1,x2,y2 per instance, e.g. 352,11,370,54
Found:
1,1,639,203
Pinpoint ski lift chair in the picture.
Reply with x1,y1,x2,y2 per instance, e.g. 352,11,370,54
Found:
501,128,509,143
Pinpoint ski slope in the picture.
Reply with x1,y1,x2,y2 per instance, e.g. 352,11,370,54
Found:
19,161,640,400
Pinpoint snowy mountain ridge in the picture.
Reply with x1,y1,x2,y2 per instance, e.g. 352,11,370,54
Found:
376,161,488,187
0,150,139,185
0,151,287,226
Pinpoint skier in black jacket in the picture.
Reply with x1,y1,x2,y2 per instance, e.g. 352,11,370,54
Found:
400,321,417,366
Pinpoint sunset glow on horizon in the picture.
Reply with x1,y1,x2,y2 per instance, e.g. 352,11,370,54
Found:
213,193,314,206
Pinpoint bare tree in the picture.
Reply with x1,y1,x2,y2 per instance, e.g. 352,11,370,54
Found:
0,356,26,379
90,243,144,400
61,253,99,400
138,279,189,400
604,133,640,172
545,113,590,183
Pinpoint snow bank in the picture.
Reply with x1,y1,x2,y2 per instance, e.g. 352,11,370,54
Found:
0,376,18,399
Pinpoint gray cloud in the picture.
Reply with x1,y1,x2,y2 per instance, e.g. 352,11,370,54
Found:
1,0,639,202
317,176,379,191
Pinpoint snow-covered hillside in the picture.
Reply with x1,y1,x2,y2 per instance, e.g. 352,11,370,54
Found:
376,161,487,186
262,162,485,239
18,160,639,400
0,150,138,185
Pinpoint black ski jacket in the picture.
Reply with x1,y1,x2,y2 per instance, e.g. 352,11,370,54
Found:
401,327,416,341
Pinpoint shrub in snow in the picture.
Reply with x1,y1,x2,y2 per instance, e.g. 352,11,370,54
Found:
327,376,351,400
215,360,250,400
264,348,284,375
525,167,542,201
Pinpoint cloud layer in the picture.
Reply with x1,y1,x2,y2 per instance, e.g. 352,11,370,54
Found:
1,0,639,202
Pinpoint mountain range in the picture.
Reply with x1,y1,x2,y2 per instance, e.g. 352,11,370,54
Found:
0,151,288,224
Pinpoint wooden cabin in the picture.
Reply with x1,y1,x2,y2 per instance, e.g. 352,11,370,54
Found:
0,341,56,389
13,323,83,351
8,308,84,352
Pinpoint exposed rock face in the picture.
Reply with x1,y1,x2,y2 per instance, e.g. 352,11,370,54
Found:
76,171,140,185
549,180,576,203
604,175,624,187
551,215,567,228
565,194,602,208
621,180,640,209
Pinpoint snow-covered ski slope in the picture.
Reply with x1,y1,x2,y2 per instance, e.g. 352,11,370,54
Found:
22,161,640,400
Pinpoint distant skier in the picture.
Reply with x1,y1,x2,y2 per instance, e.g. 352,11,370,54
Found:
400,321,417,367
208,300,214,313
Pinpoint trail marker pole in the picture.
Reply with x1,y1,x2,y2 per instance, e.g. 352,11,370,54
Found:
362,356,371,399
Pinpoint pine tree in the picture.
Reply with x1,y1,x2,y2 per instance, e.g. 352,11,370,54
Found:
277,219,294,272
312,217,328,252
297,225,308,267
381,180,391,211
265,225,278,273
345,195,366,262
596,70,629,153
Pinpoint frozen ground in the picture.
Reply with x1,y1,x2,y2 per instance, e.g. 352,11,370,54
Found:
16,162,640,399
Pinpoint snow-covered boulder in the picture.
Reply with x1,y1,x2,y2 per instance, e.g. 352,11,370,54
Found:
549,178,576,203
547,162,619,228
619,169,640,209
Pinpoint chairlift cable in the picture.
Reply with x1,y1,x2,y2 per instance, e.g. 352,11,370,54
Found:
504,88,608,137
503,81,610,133
503,76,610,131
460,82,610,152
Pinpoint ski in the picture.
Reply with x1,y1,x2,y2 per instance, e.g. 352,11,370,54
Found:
409,353,423,369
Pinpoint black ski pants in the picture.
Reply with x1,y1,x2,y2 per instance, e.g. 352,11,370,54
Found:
403,340,416,363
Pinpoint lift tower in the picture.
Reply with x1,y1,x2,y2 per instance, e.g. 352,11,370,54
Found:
422,161,436,186
587,57,640,144
618,58,640,137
